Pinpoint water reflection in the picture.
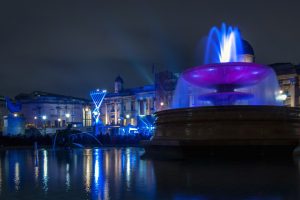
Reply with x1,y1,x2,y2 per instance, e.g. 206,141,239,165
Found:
14,162,20,191
83,149,92,192
0,148,299,199
42,150,48,192
66,163,70,191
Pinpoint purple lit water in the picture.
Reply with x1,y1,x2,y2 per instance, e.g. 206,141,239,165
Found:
182,62,271,88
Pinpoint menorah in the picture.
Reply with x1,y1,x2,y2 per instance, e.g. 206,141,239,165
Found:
90,89,107,125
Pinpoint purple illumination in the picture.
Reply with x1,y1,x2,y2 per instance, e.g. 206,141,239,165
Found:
183,62,271,89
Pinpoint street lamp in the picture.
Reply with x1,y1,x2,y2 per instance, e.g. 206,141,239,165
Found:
42,115,47,135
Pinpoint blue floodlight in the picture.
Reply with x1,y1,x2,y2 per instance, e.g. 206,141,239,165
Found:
90,89,107,125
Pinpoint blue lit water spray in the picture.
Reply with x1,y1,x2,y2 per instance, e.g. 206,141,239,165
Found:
204,23,243,64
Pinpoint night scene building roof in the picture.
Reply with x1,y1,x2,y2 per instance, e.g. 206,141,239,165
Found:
269,63,300,75
15,91,90,104
106,85,155,98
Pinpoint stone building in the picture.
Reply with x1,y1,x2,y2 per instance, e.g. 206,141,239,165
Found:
15,91,92,129
270,63,300,107
100,76,155,126
154,71,179,111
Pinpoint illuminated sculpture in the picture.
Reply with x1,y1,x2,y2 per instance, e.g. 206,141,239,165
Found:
90,89,107,125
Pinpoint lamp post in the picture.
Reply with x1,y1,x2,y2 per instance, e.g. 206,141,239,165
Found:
58,118,61,127
34,116,37,127
42,115,47,135
85,107,89,126
65,113,70,126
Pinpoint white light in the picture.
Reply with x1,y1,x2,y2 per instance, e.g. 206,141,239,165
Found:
58,118,61,122
279,90,283,94
276,94,287,101
42,115,47,120
219,32,236,62
65,113,70,118
13,113,18,117
34,116,37,120
160,102,164,106
126,114,130,119
73,124,77,127
102,89,107,93
85,107,89,112
129,127,138,132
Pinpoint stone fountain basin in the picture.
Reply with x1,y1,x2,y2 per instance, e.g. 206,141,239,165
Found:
143,106,300,157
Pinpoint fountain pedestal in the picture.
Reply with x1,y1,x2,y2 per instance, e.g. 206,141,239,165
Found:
143,106,300,158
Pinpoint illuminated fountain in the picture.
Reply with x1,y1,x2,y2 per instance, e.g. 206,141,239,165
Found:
143,24,300,157
173,24,281,108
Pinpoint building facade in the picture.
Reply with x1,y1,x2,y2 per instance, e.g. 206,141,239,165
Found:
270,63,300,107
100,76,155,127
15,91,92,129
0,96,8,131
154,71,179,111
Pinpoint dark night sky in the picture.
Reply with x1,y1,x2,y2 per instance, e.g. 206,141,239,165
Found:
0,0,299,98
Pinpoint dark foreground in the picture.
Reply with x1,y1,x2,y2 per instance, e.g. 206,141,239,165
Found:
0,147,299,199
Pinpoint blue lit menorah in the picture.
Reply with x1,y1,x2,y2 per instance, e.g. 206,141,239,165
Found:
90,89,107,125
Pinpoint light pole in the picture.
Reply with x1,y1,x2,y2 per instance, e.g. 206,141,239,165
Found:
42,115,47,135
65,113,70,127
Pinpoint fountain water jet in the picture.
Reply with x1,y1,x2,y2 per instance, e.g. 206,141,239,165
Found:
143,23,300,158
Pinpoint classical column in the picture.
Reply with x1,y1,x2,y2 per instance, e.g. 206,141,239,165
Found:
114,102,118,125
105,103,108,125
290,77,296,107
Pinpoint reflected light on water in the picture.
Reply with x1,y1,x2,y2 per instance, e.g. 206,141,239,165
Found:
66,163,70,191
4,148,291,199
84,149,92,192
14,162,20,191
34,166,39,186
94,151,99,186
42,150,48,192
126,149,131,190
92,149,110,200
